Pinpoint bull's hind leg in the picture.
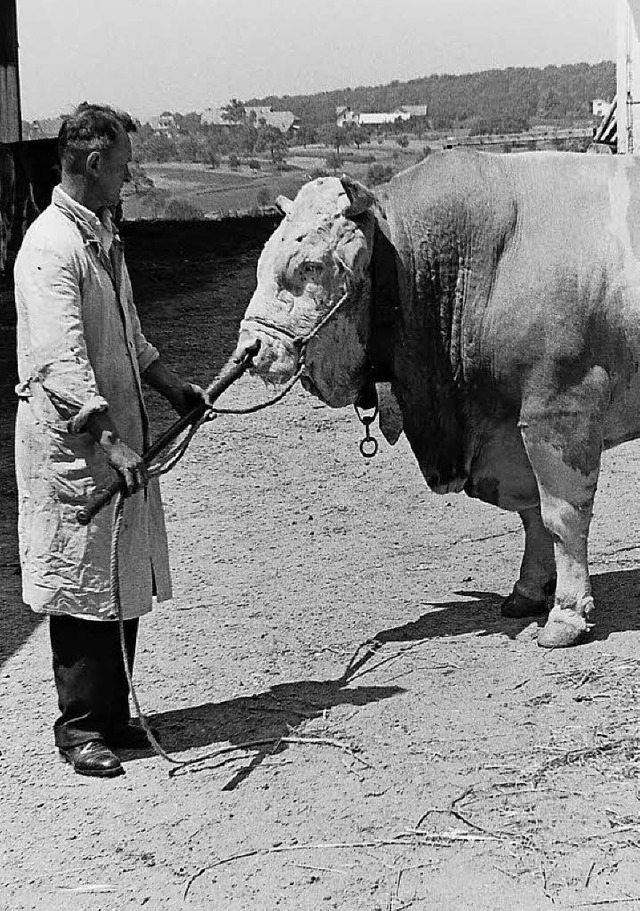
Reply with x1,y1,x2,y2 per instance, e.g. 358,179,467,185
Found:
519,368,610,648
501,505,556,618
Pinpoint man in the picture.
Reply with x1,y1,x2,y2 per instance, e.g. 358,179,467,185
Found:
13,104,204,778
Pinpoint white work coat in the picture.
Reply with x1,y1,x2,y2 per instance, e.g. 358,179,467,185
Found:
13,186,172,619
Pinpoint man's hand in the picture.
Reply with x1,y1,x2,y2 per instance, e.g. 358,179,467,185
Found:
142,360,207,418
85,412,147,495
167,381,207,418
104,440,148,495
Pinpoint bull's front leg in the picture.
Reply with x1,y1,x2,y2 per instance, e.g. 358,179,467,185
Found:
518,368,609,648
501,505,556,618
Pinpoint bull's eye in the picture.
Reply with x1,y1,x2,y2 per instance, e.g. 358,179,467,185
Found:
300,262,324,281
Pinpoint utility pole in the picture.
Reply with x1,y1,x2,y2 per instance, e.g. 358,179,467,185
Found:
617,0,640,153
0,0,22,142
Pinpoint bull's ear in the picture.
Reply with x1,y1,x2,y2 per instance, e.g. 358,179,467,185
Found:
275,195,293,216
341,174,375,218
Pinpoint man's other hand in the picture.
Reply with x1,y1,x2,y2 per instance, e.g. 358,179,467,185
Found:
167,381,207,418
142,360,207,418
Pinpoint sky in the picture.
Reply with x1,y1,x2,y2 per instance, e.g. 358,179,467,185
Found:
17,0,616,121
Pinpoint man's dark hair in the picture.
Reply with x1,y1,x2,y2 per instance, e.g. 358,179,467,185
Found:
58,103,137,174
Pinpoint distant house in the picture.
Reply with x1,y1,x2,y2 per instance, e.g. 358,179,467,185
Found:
336,105,428,127
201,106,230,126
592,98,612,118
336,106,359,128
359,110,408,126
202,104,298,133
245,106,298,132
402,105,428,119
149,111,177,134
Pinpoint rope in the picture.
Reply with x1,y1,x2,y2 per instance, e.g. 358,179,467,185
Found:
207,365,305,415
107,362,306,769
111,491,183,765
107,272,356,768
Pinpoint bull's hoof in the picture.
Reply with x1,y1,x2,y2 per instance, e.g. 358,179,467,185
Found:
537,607,592,649
500,587,549,619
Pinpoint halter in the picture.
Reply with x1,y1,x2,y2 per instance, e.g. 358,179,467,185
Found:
242,251,356,367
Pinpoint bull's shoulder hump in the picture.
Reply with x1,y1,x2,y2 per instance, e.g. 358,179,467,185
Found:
382,150,517,245
385,150,512,210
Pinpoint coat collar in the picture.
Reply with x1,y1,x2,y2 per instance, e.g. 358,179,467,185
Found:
52,185,120,255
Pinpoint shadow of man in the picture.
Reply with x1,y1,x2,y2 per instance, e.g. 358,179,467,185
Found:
122,570,640,781
127,675,403,788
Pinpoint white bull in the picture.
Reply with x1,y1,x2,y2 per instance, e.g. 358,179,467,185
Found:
236,150,640,648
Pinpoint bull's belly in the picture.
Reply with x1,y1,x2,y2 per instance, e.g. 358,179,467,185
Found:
603,377,640,449
464,388,640,511
463,421,539,512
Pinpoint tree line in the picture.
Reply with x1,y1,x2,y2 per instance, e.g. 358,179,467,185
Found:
250,60,616,131
129,61,616,165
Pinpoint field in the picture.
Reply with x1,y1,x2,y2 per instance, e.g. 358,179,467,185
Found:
124,163,310,220
122,125,596,222
123,141,426,220
1,221,640,911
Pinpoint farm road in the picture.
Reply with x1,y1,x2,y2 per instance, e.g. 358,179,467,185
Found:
1,226,640,910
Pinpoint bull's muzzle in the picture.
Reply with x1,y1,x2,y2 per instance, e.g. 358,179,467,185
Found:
235,322,301,384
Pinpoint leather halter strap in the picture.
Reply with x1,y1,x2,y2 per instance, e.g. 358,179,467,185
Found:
355,211,399,409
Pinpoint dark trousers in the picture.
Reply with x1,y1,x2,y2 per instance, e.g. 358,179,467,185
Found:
49,614,139,749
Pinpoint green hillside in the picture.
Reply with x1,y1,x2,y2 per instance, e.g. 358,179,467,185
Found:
248,61,616,129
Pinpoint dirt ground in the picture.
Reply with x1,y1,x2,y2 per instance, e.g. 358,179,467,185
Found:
1,223,640,911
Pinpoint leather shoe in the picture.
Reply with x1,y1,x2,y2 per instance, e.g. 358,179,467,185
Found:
60,740,124,778
107,722,160,750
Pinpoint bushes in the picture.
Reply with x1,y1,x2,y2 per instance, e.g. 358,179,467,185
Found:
367,163,394,186
256,187,271,207
163,197,206,220
468,114,531,136
324,152,343,173
345,153,376,164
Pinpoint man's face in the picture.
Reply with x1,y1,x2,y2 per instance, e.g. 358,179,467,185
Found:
94,128,132,209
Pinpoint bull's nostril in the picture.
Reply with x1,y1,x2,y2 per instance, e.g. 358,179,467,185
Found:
235,336,261,364
245,338,261,360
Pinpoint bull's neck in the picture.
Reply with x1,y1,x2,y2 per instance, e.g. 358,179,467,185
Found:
372,202,468,491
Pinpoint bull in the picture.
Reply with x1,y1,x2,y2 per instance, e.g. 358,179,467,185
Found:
235,149,640,648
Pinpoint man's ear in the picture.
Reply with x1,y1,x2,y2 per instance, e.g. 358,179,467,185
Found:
340,173,375,218
86,149,101,176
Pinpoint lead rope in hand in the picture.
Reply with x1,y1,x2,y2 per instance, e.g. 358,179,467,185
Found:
111,491,183,766
206,365,304,416
109,364,306,771
109,276,356,769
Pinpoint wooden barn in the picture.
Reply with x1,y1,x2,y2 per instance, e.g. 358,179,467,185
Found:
0,0,22,143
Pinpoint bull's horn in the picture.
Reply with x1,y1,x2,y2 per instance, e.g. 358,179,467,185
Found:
340,174,375,218
275,195,293,216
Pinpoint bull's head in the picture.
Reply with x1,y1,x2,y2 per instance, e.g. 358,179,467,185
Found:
236,174,376,407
